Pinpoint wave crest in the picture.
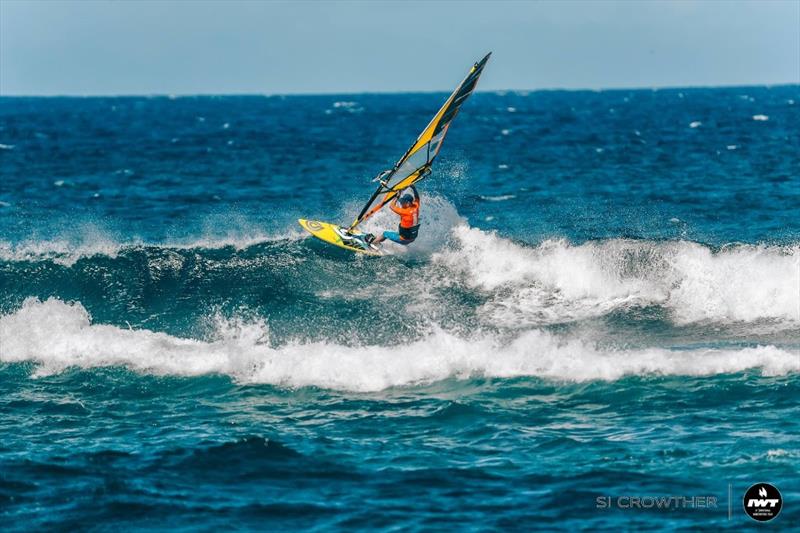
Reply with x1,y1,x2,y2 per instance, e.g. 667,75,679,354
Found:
435,227,800,326
1,298,796,392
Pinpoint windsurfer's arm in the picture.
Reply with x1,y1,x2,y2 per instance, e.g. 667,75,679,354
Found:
391,187,420,214
389,196,403,214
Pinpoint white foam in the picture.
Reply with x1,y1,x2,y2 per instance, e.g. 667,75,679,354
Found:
331,101,363,113
479,194,516,202
689,121,702,128
0,227,306,265
435,227,800,327
167,228,306,251
667,243,800,324
1,298,796,392
0,226,125,266
752,114,769,121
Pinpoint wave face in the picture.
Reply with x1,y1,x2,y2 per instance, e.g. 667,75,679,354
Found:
1,222,798,391
1,89,799,529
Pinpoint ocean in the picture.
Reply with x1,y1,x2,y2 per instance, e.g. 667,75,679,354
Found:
1,86,798,530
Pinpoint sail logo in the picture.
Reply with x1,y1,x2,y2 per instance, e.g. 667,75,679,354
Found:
743,483,782,522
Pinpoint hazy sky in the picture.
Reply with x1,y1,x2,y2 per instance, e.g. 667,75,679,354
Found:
1,0,798,95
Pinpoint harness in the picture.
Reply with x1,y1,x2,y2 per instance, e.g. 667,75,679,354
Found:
398,224,420,241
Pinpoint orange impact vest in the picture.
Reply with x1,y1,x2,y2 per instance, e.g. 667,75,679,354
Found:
390,200,419,228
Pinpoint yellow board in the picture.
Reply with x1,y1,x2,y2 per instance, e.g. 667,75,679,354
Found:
298,219,383,256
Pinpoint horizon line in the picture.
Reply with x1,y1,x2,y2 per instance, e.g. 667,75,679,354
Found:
1,81,798,99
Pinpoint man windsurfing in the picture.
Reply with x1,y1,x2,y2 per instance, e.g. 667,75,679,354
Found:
365,185,420,246
298,53,490,255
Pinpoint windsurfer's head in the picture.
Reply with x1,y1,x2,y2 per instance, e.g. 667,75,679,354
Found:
399,194,414,207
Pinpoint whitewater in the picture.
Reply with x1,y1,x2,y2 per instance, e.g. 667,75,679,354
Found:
2,220,799,392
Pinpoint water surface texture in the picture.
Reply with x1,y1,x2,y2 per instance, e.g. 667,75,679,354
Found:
1,87,799,530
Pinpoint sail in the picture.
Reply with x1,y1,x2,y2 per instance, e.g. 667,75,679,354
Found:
349,52,491,231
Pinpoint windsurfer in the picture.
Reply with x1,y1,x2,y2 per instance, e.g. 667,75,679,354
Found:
366,186,420,245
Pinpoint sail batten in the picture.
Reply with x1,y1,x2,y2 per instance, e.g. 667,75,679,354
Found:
349,53,491,231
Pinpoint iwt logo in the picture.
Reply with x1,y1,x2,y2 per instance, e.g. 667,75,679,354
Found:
743,483,782,522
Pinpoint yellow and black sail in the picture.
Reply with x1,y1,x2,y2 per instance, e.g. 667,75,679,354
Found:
349,52,491,231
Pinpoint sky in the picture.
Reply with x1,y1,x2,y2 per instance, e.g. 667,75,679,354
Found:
1,0,798,95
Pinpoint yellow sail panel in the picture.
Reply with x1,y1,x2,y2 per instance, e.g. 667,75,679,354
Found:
406,94,457,156
405,55,487,157
385,52,491,191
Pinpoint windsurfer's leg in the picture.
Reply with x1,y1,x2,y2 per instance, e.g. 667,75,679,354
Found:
382,231,414,245
382,231,402,243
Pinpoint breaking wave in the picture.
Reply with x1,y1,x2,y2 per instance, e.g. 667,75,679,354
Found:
437,226,800,326
1,298,797,392
1,217,798,331
2,195,798,392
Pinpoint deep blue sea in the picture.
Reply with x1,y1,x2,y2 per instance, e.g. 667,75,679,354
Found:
1,87,799,530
